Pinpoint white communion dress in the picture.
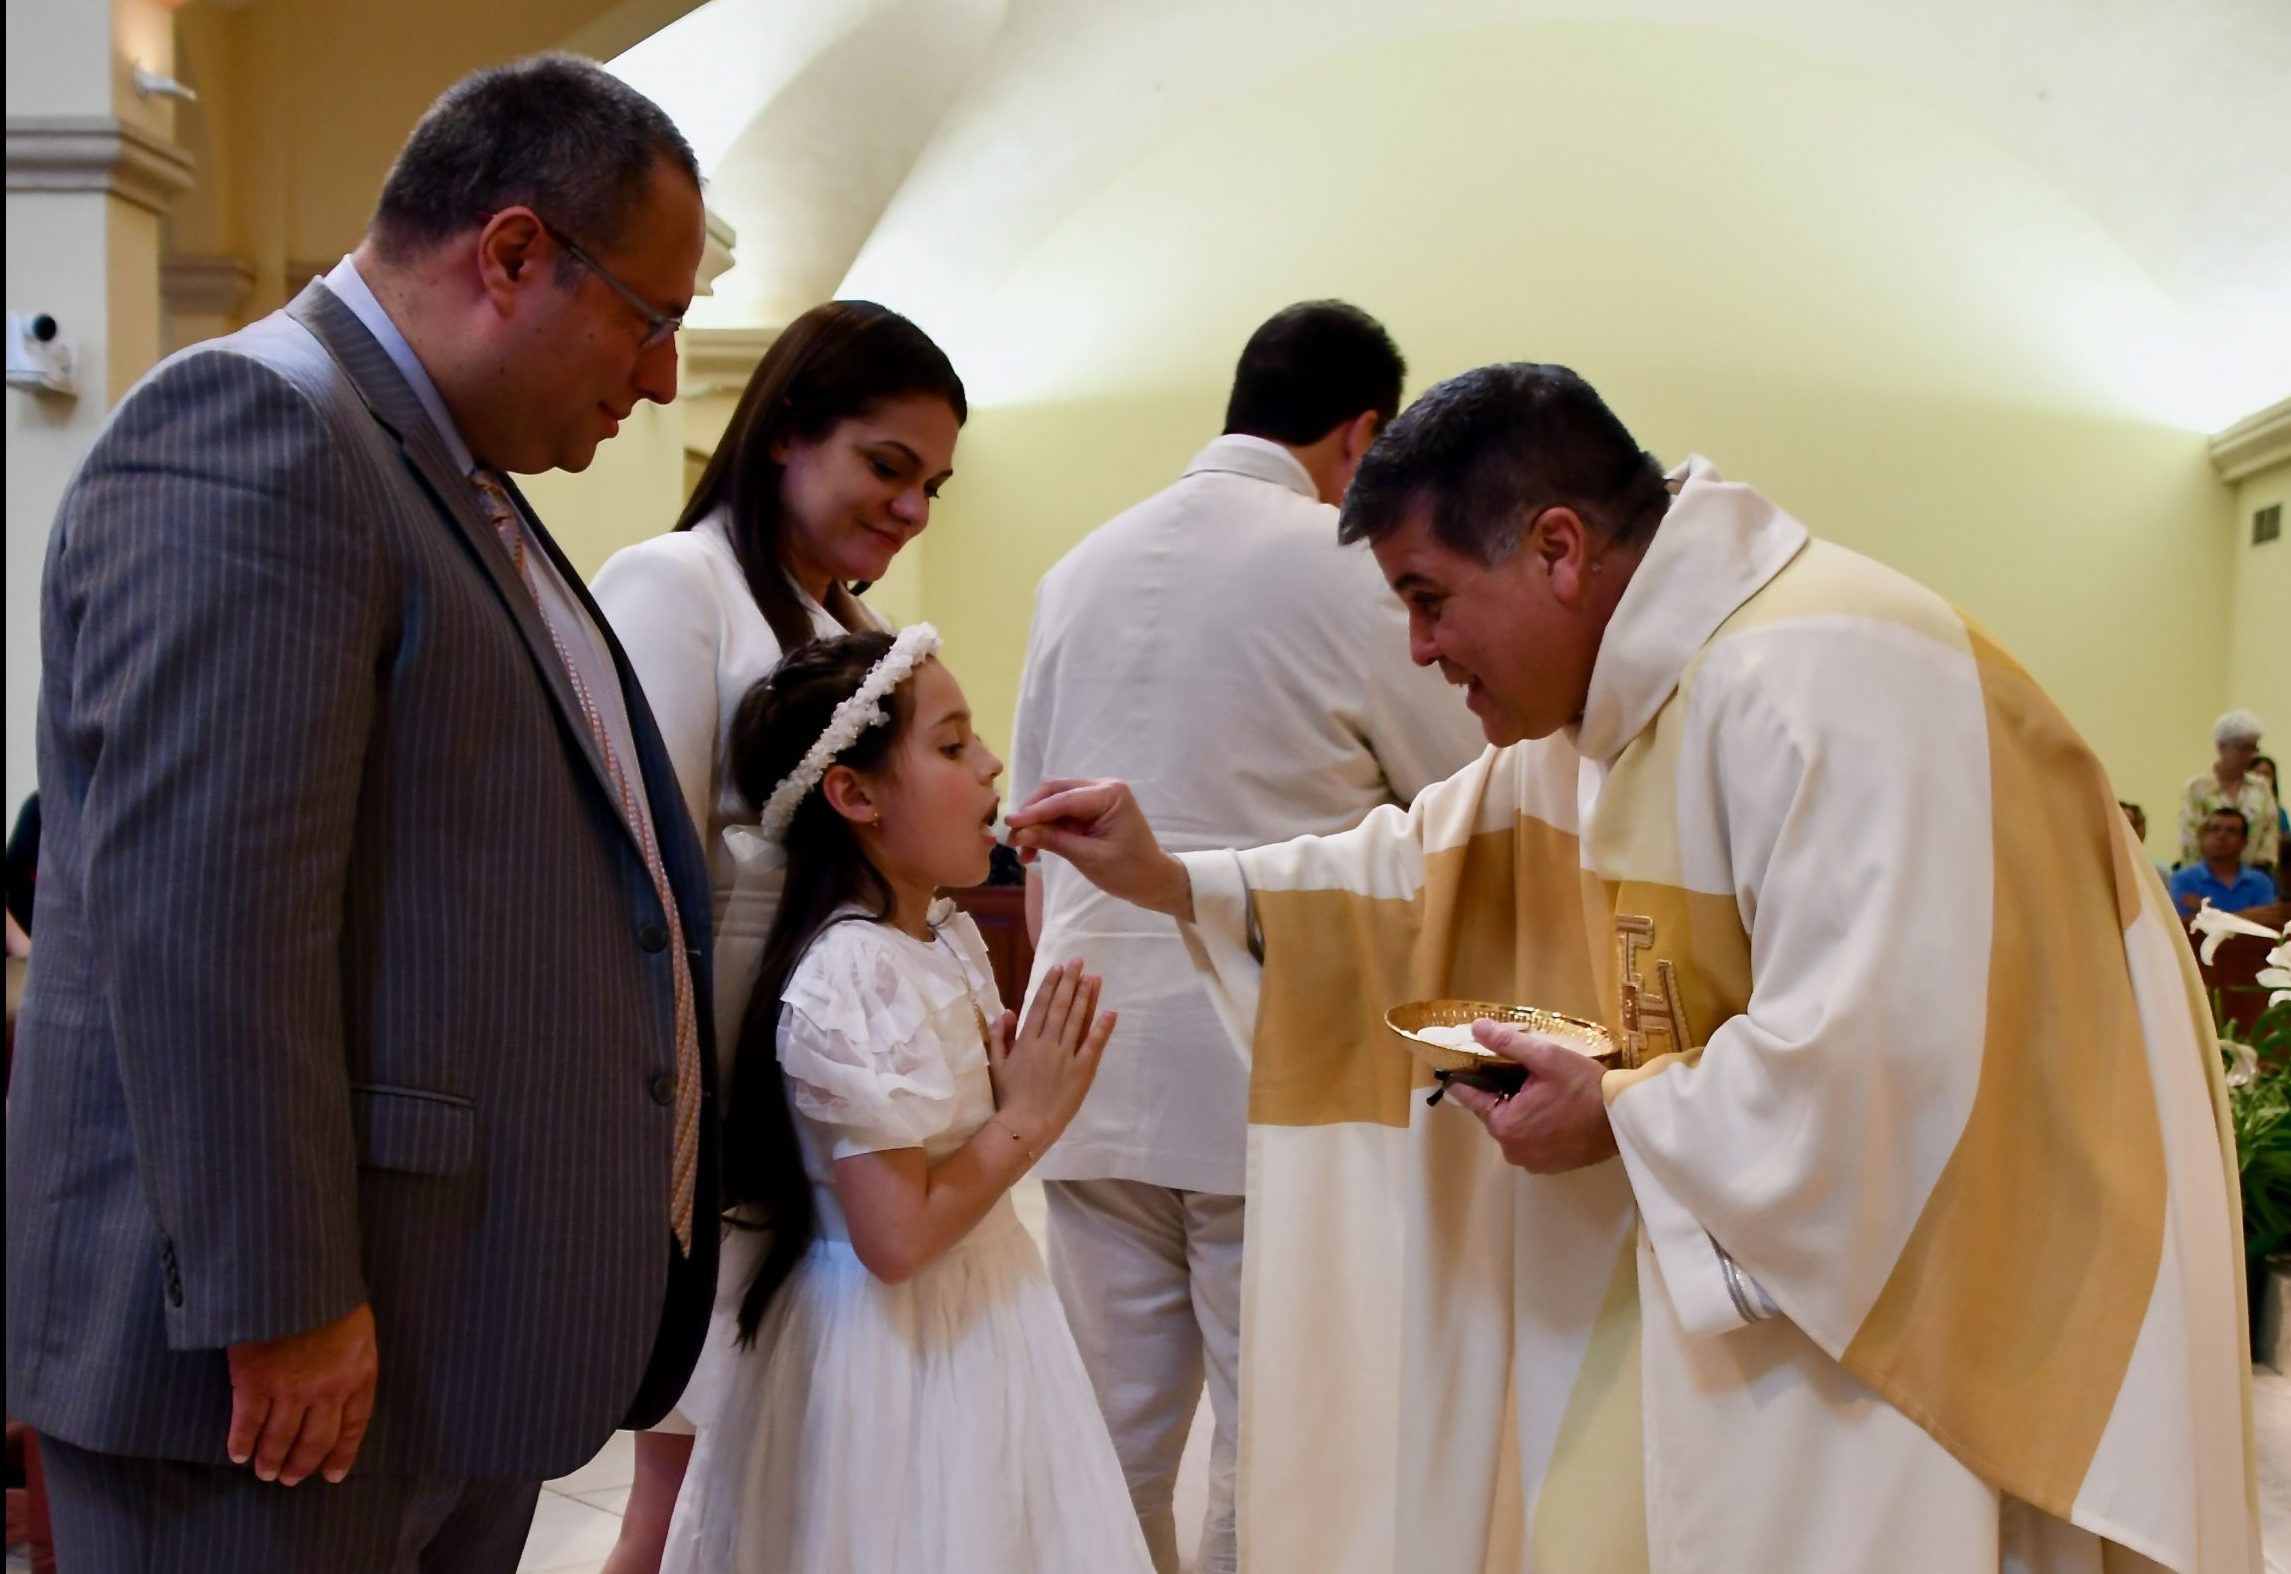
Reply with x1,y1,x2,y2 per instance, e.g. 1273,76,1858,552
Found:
660,902,1154,1574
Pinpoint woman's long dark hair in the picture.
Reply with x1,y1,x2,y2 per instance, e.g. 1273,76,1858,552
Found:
677,301,967,651
722,631,913,1340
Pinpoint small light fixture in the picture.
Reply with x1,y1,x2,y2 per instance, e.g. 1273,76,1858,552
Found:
132,63,198,103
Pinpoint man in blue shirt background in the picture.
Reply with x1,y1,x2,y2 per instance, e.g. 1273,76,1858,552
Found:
2170,807,2279,916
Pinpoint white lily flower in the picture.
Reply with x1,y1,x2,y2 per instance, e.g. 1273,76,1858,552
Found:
2225,1040,2260,1088
2189,901,2287,966
2260,940,2290,1010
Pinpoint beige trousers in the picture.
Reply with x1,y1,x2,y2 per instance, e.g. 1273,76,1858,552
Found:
1045,1179,1243,1574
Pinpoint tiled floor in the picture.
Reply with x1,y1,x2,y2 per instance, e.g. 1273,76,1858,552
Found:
2258,1368,2291,1574
522,1179,1215,1573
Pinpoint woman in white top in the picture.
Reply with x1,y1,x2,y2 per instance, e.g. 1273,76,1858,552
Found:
589,300,965,1574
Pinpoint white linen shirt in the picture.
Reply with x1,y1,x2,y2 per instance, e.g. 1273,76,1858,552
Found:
1012,435,1485,1193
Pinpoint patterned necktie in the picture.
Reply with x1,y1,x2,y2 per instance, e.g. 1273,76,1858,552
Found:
472,469,701,1254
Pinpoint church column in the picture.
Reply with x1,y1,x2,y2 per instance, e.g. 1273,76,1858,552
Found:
4,0,193,817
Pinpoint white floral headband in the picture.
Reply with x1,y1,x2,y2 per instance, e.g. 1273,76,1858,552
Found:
756,622,942,844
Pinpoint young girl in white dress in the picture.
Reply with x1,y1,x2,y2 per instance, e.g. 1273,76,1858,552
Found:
661,624,1156,1574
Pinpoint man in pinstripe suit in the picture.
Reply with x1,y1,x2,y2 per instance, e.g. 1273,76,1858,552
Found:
5,56,721,1570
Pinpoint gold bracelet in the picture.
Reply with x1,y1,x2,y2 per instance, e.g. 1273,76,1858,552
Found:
993,1117,1039,1166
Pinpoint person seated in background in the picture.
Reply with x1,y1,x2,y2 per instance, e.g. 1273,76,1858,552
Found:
2254,754,2290,894
2179,709,2278,873
2119,800,2174,885
2169,807,2278,917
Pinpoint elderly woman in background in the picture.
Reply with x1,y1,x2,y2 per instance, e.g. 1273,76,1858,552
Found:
2254,754,2290,895
2179,709,2279,879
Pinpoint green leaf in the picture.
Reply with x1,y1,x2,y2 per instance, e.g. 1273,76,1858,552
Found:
2225,999,2291,1261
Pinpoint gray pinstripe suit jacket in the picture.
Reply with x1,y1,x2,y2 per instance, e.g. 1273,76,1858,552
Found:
4,281,720,1481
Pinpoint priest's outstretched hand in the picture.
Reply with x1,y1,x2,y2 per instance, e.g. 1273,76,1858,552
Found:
1442,1019,1619,1173
1007,778,1196,921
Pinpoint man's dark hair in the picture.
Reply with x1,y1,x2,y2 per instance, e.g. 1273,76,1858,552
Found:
1338,363,1671,563
2206,806,2250,837
1222,302,1405,446
371,54,699,268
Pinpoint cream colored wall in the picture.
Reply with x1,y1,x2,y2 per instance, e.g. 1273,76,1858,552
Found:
897,21,2243,834
5,0,108,118
162,0,246,351
195,0,700,319
2229,458,2291,753
149,0,705,350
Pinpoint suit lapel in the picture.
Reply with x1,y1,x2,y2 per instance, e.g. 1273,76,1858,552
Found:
506,472,716,956
283,282,621,812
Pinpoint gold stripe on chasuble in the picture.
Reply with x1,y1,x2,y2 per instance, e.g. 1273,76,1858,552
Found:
1593,881,1753,1095
1249,813,1597,1128
1580,657,1751,1090
1842,625,2164,1515
1529,1237,1650,1574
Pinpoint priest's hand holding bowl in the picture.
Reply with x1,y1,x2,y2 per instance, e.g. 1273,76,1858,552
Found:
1006,778,1195,921
1438,1019,1619,1175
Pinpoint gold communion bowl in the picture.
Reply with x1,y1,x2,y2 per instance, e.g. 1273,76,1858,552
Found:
1383,1000,1621,1103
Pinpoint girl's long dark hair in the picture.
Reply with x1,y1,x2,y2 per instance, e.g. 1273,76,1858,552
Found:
677,301,967,652
723,631,912,1340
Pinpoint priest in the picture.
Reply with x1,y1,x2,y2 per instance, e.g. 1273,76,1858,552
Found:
1008,363,2255,1573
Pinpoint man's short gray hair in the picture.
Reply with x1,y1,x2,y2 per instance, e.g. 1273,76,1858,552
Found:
370,54,698,268
2215,709,2266,748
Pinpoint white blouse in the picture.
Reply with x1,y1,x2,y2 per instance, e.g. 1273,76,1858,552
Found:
591,510,874,1062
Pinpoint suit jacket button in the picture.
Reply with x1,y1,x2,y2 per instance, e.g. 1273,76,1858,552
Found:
649,1072,677,1107
638,922,669,953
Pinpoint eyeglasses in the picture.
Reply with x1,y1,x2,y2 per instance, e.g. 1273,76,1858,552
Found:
514,211,684,351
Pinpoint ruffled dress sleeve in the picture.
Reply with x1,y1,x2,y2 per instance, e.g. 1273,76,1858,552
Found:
928,902,1006,1019
777,919,964,1159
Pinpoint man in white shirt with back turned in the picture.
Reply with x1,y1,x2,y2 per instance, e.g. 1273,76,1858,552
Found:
1011,302,1484,1574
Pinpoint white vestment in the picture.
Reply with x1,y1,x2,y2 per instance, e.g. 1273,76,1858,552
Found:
1172,458,2256,1572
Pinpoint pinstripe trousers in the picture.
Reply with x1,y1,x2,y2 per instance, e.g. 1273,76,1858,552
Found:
39,1437,541,1574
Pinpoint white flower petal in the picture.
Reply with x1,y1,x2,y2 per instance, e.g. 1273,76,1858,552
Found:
2226,1041,2260,1087
2192,901,2281,963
